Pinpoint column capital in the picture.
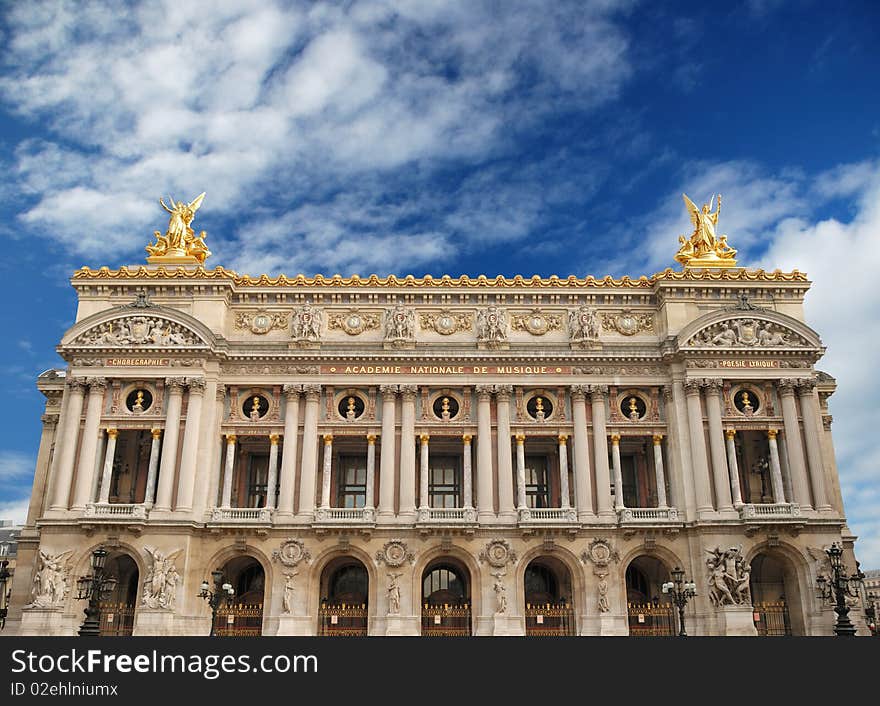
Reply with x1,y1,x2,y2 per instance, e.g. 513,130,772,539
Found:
151,428,162,439
186,377,207,393
724,429,736,440
366,433,377,444
225,433,237,444
269,433,280,445
65,376,87,392
495,384,513,401
795,377,817,393
86,376,108,391
379,384,399,400
610,433,621,445
303,383,322,400
323,433,333,445
165,376,187,391
587,384,608,399
283,383,302,398
106,427,118,439
776,378,797,395
475,384,494,400
462,433,473,444
767,428,778,440
570,384,588,400
420,433,430,443
515,433,526,444
400,384,418,399
683,379,703,395
702,378,724,394
653,433,664,444
557,433,568,445
41,413,59,426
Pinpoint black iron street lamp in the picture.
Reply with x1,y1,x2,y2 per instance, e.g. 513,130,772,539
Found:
75,547,117,637
865,590,879,637
198,570,234,637
815,543,862,637
662,566,697,637
0,559,11,631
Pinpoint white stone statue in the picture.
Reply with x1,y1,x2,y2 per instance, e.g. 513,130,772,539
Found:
569,306,600,344
282,570,298,614
596,570,610,613
383,305,416,343
142,547,182,610
706,545,751,608
29,550,73,608
476,306,508,346
387,571,402,616
492,571,508,614
291,302,323,342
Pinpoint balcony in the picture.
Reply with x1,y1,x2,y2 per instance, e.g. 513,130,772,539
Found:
517,507,579,529
209,507,273,524
739,503,801,520
416,506,478,532
83,503,148,520
617,507,681,524
313,506,377,528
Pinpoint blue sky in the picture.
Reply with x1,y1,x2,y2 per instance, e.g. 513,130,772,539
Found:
1,0,878,565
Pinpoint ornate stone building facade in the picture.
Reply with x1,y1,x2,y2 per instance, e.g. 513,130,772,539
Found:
4,196,868,636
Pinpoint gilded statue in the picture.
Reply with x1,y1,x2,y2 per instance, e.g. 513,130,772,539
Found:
146,192,211,264
674,193,737,268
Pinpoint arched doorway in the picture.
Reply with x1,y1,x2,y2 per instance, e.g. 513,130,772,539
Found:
214,556,265,636
626,556,675,636
750,552,803,636
318,558,369,636
421,559,471,636
100,553,138,636
524,557,575,636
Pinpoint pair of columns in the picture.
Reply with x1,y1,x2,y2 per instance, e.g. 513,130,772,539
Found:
47,376,206,513
418,434,473,510
606,433,668,510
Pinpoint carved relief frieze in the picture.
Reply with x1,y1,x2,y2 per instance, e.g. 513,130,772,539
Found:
602,309,654,336
511,308,562,336
688,318,809,348
328,308,381,336
73,316,201,347
234,310,288,335
420,309,474,336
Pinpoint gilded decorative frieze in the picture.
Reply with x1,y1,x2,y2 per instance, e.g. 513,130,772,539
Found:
234,310,289,334
328,308,381,336
419,309,474,335
601,309,654,336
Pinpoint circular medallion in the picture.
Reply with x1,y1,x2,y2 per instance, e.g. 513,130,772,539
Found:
526,314,548,335
616,314,638,335
482,539,516,568
251,313,272,334
126,388,153,413
274,539,310,567
436,313,456,335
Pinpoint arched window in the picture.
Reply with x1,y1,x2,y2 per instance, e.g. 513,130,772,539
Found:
423,565,467,605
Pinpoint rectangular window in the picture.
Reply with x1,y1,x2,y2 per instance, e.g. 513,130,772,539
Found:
621,454,639,507
337,455,367,508
246,453,269,508
429,455,461,508
525,455,550,508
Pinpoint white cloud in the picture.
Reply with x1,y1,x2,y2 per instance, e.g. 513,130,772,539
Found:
0,450,35,482
0,498,30,527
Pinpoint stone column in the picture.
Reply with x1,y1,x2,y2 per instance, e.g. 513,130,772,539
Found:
570,385,594,519
589,385,614,518
704,379,734,512
320,434,333,509
797,379,831,511
684,379,714,515
399,385,418,521
462,434,474,508
365,434,376,509
154,377,185,512
297,384,321,518
495,385,516,521
777,434,794,506
652,434,668,508
144,428,162,507
766,430,786,503
192,378,219,518
515,433,527,509
378,385,397,520
778,380,811,508
221,434,236,507
26,410,60,525
724,430,743,507
610,433,624,510
475,385,495,522
71,377,107,510
205,386,225,510
49,378,86,511
266,434,280,510
419,434,430,510
175,377,206,512
558,434,570,509
97,428,118,504
277,385,301,517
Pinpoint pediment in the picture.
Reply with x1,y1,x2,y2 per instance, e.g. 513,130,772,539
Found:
681,313,820,351
62,306,213,350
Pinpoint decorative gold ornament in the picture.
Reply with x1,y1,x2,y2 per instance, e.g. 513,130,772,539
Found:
146,192,211,265
674,193,738,269
420,309,473,335
328,308,381,336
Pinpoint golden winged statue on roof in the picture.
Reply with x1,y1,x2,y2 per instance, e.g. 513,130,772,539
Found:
146,192,211,264
674,193,737,268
